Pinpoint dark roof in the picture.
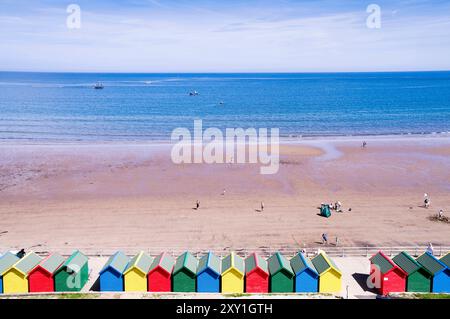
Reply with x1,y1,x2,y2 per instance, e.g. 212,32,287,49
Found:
14,252,42,276
370,251,396,275
416,252,446,275
197,252,221,276
268,252,294,276
100,251,130,275
245,253,268,274
61,250,88,274
150,253,175,274
37,253,65,275
311,251,341,275
0,252,20,275
290,253,318,276
392,252,422,275
440,253,450,268
173,252,198,276
124,251,153,275
222,252,245,275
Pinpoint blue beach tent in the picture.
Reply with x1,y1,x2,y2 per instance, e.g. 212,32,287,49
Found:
290,252,319,293
99,251,130,292
196,252,221,293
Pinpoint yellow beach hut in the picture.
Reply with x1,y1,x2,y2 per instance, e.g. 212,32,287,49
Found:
221,252,245,293
123,251,153,292
2,252,42,294
311,250,342,293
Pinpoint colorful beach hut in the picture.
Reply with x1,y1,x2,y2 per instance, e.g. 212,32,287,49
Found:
99,251,130,292
172,252,198,292
148,252,175,292
0,252,20,293
290,252,319,293
123,251,153,292
268,252,294,292
197,252,221,293
221,252,245,293
311,250,342,293
417,252,450,293
393,251,432,292
2,252,42,293
29,253,65,293
441,253,450,269
245,253,269,293
369,251,407,295
54,250,89,292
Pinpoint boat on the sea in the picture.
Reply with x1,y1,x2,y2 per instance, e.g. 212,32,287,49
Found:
94,82,104,89
189,90,199,96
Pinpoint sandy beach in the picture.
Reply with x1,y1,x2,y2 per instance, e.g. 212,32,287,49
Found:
0,136,449,255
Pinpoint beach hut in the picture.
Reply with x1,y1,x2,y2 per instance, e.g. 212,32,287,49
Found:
197,252,221,293
99,251,130,292
393,251,432,292
268,252,294,293
320,204,331,218
2,252,42,294
221,252,245,293
440,253,450,268
172,252,198,292
148,252,175,292
245,253,269,293
29,253,65,293
290,252,319,293
123,251,153,292
417,252,450,293
0,252,20,294
369,251,407,295
311,250,342,293
54,250,89,292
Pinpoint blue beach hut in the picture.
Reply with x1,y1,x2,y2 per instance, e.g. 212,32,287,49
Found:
417,252,450,293
99,251,130,292
0,252,20,294
290,252,319,293
196,252,221,293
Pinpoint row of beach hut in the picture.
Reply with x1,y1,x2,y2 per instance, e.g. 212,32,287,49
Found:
0,250,88,294
370,251,450,295
99,250,342,293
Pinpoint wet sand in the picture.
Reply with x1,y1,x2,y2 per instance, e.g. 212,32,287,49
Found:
0,136,449,254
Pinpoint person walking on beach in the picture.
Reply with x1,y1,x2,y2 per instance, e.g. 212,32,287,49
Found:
322,233,328,245
424,197,430,209
438,209,444,220
335,237,339,247
196,200,200,210
260,202,265,212
427,242,434,255
362,141,367,148
222,189,226,196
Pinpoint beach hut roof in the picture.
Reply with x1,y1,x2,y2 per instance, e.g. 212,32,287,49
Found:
173,252,198,276
245,253,268,274
100,251,130,275
124,251,153,275
290,252,318,276
311,251,341,275
222,252,245,275
150,252,175,274
11,252,42,276
36,253,65,275
197,252,221,276
393,252,428,275
440,253,450,268
0,252,20,275
370,251,397,275
60,250,88,274
416,252,446,275
268,252,294,276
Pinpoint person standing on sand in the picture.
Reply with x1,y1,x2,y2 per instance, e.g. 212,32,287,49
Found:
322,233,328,245
427,242,434,255
222,189,226,196
196,200,200,210
261,202,265,212
438,209,444,219
362,141,367,148
335,237,339,247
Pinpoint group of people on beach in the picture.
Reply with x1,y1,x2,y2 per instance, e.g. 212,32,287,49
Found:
321,233,339,246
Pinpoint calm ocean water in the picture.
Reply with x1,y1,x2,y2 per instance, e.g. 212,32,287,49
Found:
1,71,450,142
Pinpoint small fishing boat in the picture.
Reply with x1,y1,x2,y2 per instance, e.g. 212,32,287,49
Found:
189,90,199,96
94,82,104,89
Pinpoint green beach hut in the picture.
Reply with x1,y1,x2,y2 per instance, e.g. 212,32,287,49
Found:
172,252,198,292
268,252,294,293
54,250,89,292
392,251,432,292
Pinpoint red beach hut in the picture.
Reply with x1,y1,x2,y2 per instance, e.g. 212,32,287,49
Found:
245,253,269,293
29,253,66,293
148,252,175,292
369,251,407,295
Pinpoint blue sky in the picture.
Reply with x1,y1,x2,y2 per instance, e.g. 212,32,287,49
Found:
1,0,450,72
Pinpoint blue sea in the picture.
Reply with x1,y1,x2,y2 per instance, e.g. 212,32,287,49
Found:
1,71,450,142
